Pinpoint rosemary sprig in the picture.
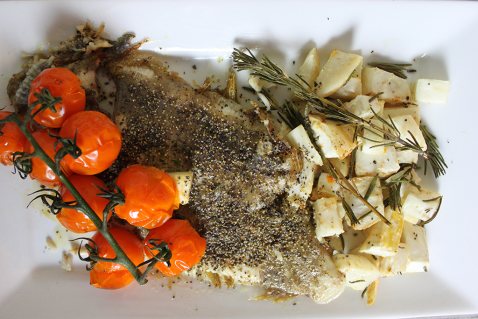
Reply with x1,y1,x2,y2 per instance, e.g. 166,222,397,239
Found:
420,125,447,178
232,48,446,177
368,62,415,79
417,196,443,227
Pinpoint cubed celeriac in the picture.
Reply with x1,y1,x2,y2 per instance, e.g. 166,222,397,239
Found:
359,206,404,257
382,104,421,125
329,77,362,101
313,197,344,240
298,47,321,88
355,145,400,178
344,95,385,121
412,79,450,104
349,246,380,268
401,221,430,272
343,175,384,230
287,124,323,166
362,67,411,104
332,253,380,291
402,186,442,222
388,115,427,151
167,171,194,205
309,114,357,159
248,75,275,93
313,172,342,198
330,156,351,177
315,50,364,97
360,119,386,155
287,157,316,208
379,243,407,277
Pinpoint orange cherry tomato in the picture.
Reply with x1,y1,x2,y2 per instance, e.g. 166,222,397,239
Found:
90,227,144,290
0,111,27,166
57,174,111,233
115,165,180,229
144,219,206,276
59,111,121,175
28,68,86,128
26,129,72,187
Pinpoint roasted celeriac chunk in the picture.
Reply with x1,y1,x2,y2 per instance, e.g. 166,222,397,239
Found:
333,253,380,291
379,243,407,277
167,171,194,205
287,157,316,208
329,77,362,101
313,197,344,240
344,95,384,121
355,145,400,178
359,206,404,257
287,124,323,166
298,47,321,88
401,221,430,272
362,67,411,103
313,172,342,198
248,75,275,93
382,104,421,125
330,156,351,177
309,114,357,159
343,175,384,230
360,119,386,155
315,50,364,97
412,79,450,104
402,186,442,222
388,114,427,151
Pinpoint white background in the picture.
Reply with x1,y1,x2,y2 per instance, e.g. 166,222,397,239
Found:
0,1,477,318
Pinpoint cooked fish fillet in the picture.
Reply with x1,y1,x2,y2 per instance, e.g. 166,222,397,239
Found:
8,24,346,304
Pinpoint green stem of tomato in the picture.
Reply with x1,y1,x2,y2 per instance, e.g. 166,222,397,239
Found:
6,112,149,286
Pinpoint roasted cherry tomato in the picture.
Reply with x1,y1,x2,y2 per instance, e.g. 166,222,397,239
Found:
0,111,27,166
115,165,180,229
144,219,206,276
28,68,86,128
57,174,111,233
59,111,121,175
90,227,144,290
26,129,72,187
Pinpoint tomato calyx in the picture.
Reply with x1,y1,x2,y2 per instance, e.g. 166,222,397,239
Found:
28,88,63,120
95,182,126,223
10,151,33,179
28,188,78,215
138,239,172,268
71,237,101,271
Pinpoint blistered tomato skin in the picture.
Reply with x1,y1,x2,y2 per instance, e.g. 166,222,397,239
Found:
28,68,86,128
0,111,27,166
57,174,111,233
90,228,145,290
115,165,180,229
59,111,121,175
145,219,206,276
26,129,72,187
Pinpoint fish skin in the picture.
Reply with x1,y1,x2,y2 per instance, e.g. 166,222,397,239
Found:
7,24,346,303
105,50,345,303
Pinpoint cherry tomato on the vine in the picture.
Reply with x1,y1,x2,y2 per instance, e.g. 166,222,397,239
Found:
28,68,86,128
144,219,206,276
115,165,180,229
90,227,144,290
26,129,72,187
57,174,111,233
0,111,27,166
59,111,121,175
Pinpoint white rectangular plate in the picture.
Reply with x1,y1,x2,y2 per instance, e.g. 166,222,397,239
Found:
1,1,477,318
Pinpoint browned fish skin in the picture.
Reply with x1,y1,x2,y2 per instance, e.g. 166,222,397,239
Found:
7,25,345,303
106,51,345,303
